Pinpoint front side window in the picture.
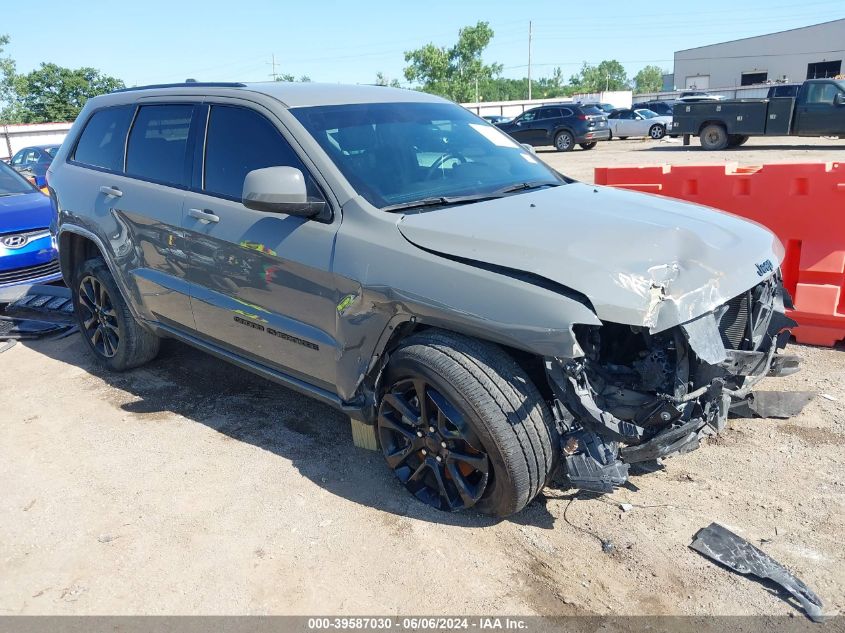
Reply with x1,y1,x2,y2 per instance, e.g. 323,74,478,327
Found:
126,104,193,186
203,105,316,201
292,101,563,209
73,106,135,172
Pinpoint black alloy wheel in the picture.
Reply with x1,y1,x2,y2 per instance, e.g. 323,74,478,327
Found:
378,377,489,511
77,274,121,358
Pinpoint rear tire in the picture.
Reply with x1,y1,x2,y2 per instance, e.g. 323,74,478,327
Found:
554,131,574,152
73,257,160,372
579,141,597,150
377,330,558,517
700,124,729,150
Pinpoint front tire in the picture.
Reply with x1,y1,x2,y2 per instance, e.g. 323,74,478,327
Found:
377,330,558,517
73,257,160,371
649,124,666,139
554,131,574,152
700,124,729,150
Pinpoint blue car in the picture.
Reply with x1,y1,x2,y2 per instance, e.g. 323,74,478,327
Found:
0,160,61,300
9,144,61,189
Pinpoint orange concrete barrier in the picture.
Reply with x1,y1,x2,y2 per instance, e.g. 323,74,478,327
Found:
594,162,845,347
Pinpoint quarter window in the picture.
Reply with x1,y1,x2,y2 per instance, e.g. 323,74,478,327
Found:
72,106,134,171
203,105,312,200
126,104,194,186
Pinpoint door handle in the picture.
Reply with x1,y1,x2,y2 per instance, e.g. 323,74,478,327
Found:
99,185,123,198
188,208,220,223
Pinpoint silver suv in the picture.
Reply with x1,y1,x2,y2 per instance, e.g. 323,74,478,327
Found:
49,82,799,516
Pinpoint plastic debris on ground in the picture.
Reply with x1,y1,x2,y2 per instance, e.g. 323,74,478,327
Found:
690,522,828,622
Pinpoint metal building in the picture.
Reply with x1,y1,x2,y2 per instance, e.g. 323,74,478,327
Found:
673,18,845,90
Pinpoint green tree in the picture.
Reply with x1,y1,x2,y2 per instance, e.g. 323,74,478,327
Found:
274,74,312,82
633,65,665,93
14,63,124,122
0,34,19,122
568,60,629,93
403,22,503,102
375,71,401,88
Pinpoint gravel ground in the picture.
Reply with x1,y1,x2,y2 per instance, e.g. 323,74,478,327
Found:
1,136,843,618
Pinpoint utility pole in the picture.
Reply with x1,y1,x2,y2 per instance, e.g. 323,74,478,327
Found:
527,21,533,100
475,76,479,103
269,54,278,81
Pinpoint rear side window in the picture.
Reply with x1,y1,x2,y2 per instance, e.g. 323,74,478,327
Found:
203,105,310,200
73,106,134,171
126,104,193,186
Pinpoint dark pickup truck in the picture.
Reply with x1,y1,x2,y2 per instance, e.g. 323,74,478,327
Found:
672,79,845,149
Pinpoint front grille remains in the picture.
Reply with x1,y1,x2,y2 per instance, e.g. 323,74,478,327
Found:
719,292,749,349
0,259,61,285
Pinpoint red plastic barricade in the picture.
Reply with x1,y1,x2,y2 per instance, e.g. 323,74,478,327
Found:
594,162,845,347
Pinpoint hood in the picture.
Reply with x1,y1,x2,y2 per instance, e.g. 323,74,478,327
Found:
0,191,53,234
397,183,783,332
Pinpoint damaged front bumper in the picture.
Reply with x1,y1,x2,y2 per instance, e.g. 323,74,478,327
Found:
546,273,802,493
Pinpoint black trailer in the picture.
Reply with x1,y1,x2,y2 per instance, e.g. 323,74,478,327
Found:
671,79,845,149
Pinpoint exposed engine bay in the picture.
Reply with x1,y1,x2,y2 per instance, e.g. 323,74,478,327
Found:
546,273,804,492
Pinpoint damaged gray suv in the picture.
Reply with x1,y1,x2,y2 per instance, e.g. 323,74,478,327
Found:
48,82,799,517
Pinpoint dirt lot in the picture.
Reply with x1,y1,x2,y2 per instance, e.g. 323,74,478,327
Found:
1,136,844,618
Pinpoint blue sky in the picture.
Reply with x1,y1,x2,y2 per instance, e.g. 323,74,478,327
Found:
3,0,843,87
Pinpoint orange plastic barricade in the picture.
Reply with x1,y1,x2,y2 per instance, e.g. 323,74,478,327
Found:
594,163,845,347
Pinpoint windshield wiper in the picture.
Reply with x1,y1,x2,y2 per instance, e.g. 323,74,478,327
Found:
382,193,505,213
382,181,562,213
494,181,561,195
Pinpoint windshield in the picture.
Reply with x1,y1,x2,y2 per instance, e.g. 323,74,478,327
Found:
635,109,659,119
0,161,35,195
291,102,563,209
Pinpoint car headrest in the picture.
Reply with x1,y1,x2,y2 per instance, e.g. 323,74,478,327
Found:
337,124,377,152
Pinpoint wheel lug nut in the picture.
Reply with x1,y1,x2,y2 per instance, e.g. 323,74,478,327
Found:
440,441,447,448
428,426,435,433
436,456,442,462
421,449,427,455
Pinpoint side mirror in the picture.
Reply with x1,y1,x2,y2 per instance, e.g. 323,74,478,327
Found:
242,166,326,218
835,92,845,106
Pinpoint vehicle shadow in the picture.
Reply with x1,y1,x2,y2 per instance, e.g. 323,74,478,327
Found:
22,333,561,529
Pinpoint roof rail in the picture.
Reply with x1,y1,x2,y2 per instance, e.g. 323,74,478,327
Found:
113,82,247,93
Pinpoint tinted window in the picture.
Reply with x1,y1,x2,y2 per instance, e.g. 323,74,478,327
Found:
73,106,134,171
580,106,603,115
204,105,312,200
559,108,573,117
126,105,193,186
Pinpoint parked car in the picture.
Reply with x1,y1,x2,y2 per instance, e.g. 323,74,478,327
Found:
495,104,609,151
0,160,61,299
673,78,845,149
580,102,617,115
9,144,61,189
607,108,671,139
632,100,675,117
49,82,798,516
481,114,511,124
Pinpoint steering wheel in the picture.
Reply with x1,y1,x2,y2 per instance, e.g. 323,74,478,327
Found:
425,152,467,180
